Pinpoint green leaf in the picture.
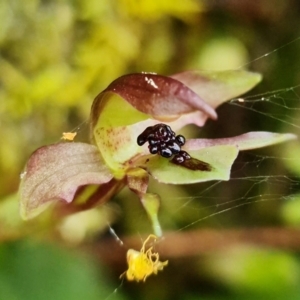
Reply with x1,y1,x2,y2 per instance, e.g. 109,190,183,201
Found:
0,241,126,300
146,145,239,184
205,247,300,295
281,194,300,226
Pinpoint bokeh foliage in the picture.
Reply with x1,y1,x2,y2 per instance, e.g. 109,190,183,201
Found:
1,0,300,299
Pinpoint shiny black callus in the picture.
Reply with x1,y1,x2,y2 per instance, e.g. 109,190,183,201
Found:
176,135,185,146
166,140,181,154
149,145,159,154
160,147,173,158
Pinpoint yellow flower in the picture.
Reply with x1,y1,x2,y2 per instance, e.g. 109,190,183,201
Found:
120,234,168,282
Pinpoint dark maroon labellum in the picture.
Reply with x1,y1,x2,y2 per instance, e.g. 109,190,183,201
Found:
149,145,159,154
137,123,189,162
171,154,212,171
161,147,173,158
137,135,146,146
172,150,191,163
176,135,185,146
172,155,185,164
166,140,181,154
137,123,212,171
137,126,154,146
149,138,159,146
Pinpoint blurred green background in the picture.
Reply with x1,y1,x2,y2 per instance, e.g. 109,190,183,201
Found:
1,0,300,299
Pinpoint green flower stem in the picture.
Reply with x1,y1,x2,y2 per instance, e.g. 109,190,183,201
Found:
141,193,162,237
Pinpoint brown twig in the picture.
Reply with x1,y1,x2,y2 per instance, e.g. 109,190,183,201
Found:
89,227,300,266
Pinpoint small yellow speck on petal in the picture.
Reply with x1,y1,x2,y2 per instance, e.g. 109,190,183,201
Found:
61,132,77,141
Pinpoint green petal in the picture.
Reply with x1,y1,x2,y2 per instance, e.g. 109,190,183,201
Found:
171,70,262,109
233,132,297,150
91,92,150,174
91,91,150,128
146,145,239,184
185,132,297,151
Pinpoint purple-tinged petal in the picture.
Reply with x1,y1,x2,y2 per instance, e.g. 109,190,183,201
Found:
185,132,297,151
171,70,262,109
166,110,210,130
19,142,113,220
92,73,217,121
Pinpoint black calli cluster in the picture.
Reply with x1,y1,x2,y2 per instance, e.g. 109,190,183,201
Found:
137,124,191,163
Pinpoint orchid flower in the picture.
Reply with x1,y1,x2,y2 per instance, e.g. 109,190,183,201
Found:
19,70,296,236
